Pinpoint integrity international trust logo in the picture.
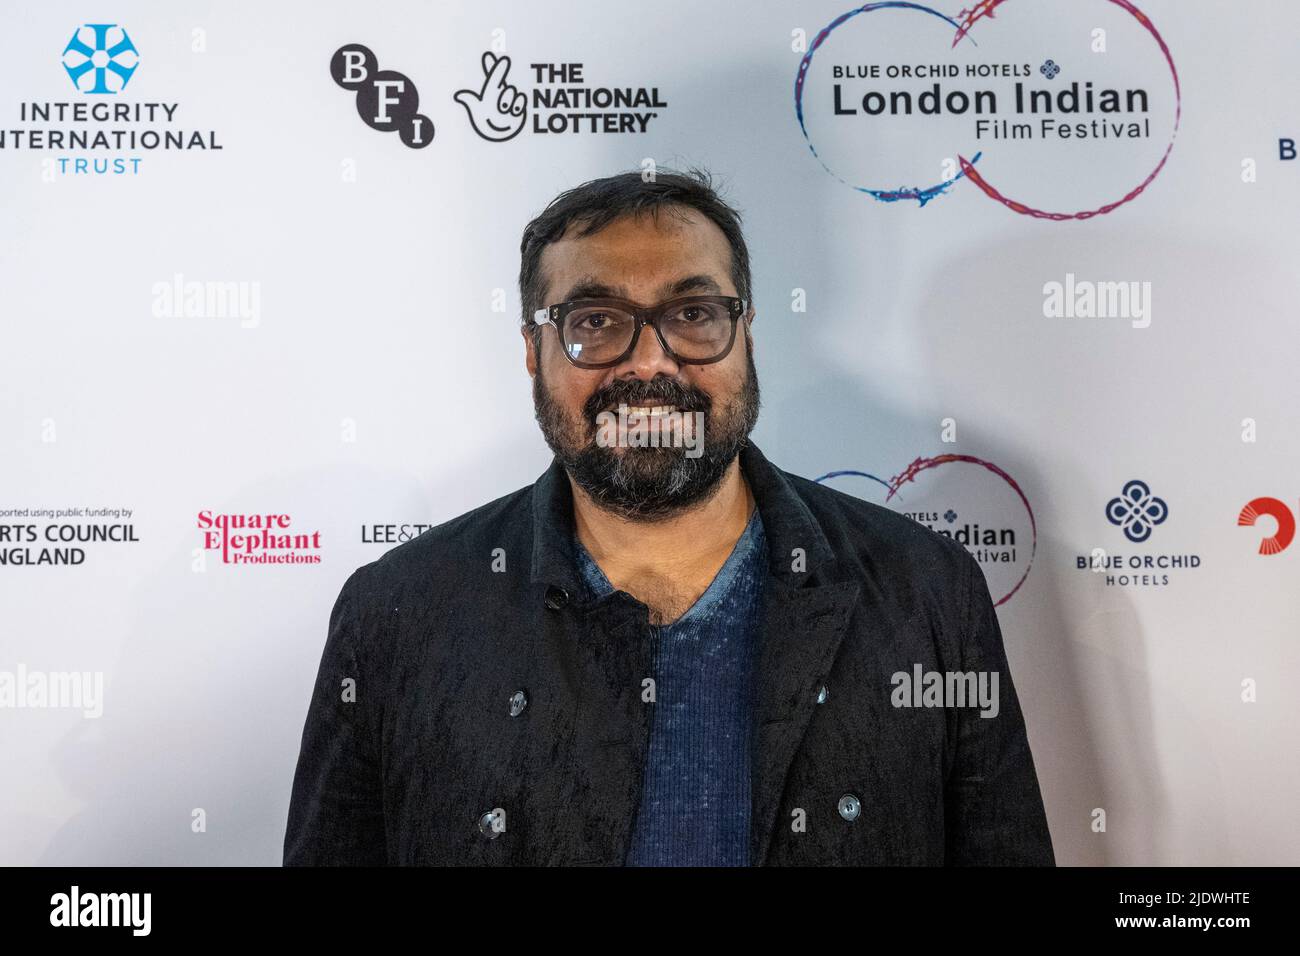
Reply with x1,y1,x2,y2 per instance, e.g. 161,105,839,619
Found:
0,23,223,177
62,24,139,95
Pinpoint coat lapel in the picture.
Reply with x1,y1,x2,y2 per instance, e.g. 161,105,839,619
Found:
750,575,860,864
739,442,862,865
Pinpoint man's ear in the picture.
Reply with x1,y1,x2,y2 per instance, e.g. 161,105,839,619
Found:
522,324,538,377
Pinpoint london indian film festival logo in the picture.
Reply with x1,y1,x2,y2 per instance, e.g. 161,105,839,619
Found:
817,453,1036,607
794,0,1180,219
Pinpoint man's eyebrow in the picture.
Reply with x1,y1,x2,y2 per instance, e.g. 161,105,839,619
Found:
558,273,724,303
560,277,626,301
659,274,722,297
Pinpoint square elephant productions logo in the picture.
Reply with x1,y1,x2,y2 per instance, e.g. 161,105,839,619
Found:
196,511,323,568
0,23,224,178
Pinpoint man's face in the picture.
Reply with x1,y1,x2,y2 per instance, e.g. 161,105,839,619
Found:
525,205,759,520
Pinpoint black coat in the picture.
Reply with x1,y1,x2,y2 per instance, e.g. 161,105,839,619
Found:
284,442,1055,865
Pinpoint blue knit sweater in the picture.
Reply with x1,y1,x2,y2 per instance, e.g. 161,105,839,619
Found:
575,507,768,866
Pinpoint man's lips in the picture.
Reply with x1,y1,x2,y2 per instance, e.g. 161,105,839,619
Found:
586,395,708,421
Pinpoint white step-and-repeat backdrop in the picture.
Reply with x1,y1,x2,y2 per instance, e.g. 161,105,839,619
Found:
2,0,1297,865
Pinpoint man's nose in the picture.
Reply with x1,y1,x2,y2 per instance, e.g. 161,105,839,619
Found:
615,319,680,380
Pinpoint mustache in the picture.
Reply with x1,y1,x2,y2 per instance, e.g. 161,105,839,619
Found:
581,378,712,421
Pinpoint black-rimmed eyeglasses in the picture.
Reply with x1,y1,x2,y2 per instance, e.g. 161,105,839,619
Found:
532,295,749,369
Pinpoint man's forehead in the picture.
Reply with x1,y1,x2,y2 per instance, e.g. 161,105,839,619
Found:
539,207,733,302
554,272,724,303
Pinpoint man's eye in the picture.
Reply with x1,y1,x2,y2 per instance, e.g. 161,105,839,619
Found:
670,305,714,323
579,312,610,329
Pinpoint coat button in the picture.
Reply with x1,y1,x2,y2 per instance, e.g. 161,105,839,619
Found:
478,810,504,839
816,685,828,704
838,794,861,821
509,689,528,717
544,585,569,610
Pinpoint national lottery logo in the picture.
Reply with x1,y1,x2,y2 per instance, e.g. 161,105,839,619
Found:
62,24,139,95
329,43,667,148
454,51,667,142
454,53,528,142
793,0,1181,219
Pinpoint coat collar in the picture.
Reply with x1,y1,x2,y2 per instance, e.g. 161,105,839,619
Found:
527,452,585,595
528,440,840,591
527,439,862,866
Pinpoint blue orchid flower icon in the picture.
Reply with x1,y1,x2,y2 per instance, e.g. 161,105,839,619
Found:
1106,480,1168,543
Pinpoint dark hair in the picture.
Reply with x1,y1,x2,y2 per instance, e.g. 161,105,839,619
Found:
518,166,753,334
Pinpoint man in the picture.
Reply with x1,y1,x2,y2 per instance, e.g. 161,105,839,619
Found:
284,168,1054,866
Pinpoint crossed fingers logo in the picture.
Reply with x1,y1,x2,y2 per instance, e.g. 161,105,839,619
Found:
454,53,527,142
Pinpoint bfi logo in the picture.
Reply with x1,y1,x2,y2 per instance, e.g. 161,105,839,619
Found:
330,43,433,149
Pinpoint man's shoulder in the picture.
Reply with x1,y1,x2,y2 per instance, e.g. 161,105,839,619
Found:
348,480,536,594
778,465,976,582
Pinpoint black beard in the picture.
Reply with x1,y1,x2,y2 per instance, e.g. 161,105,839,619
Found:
532,339,760,521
